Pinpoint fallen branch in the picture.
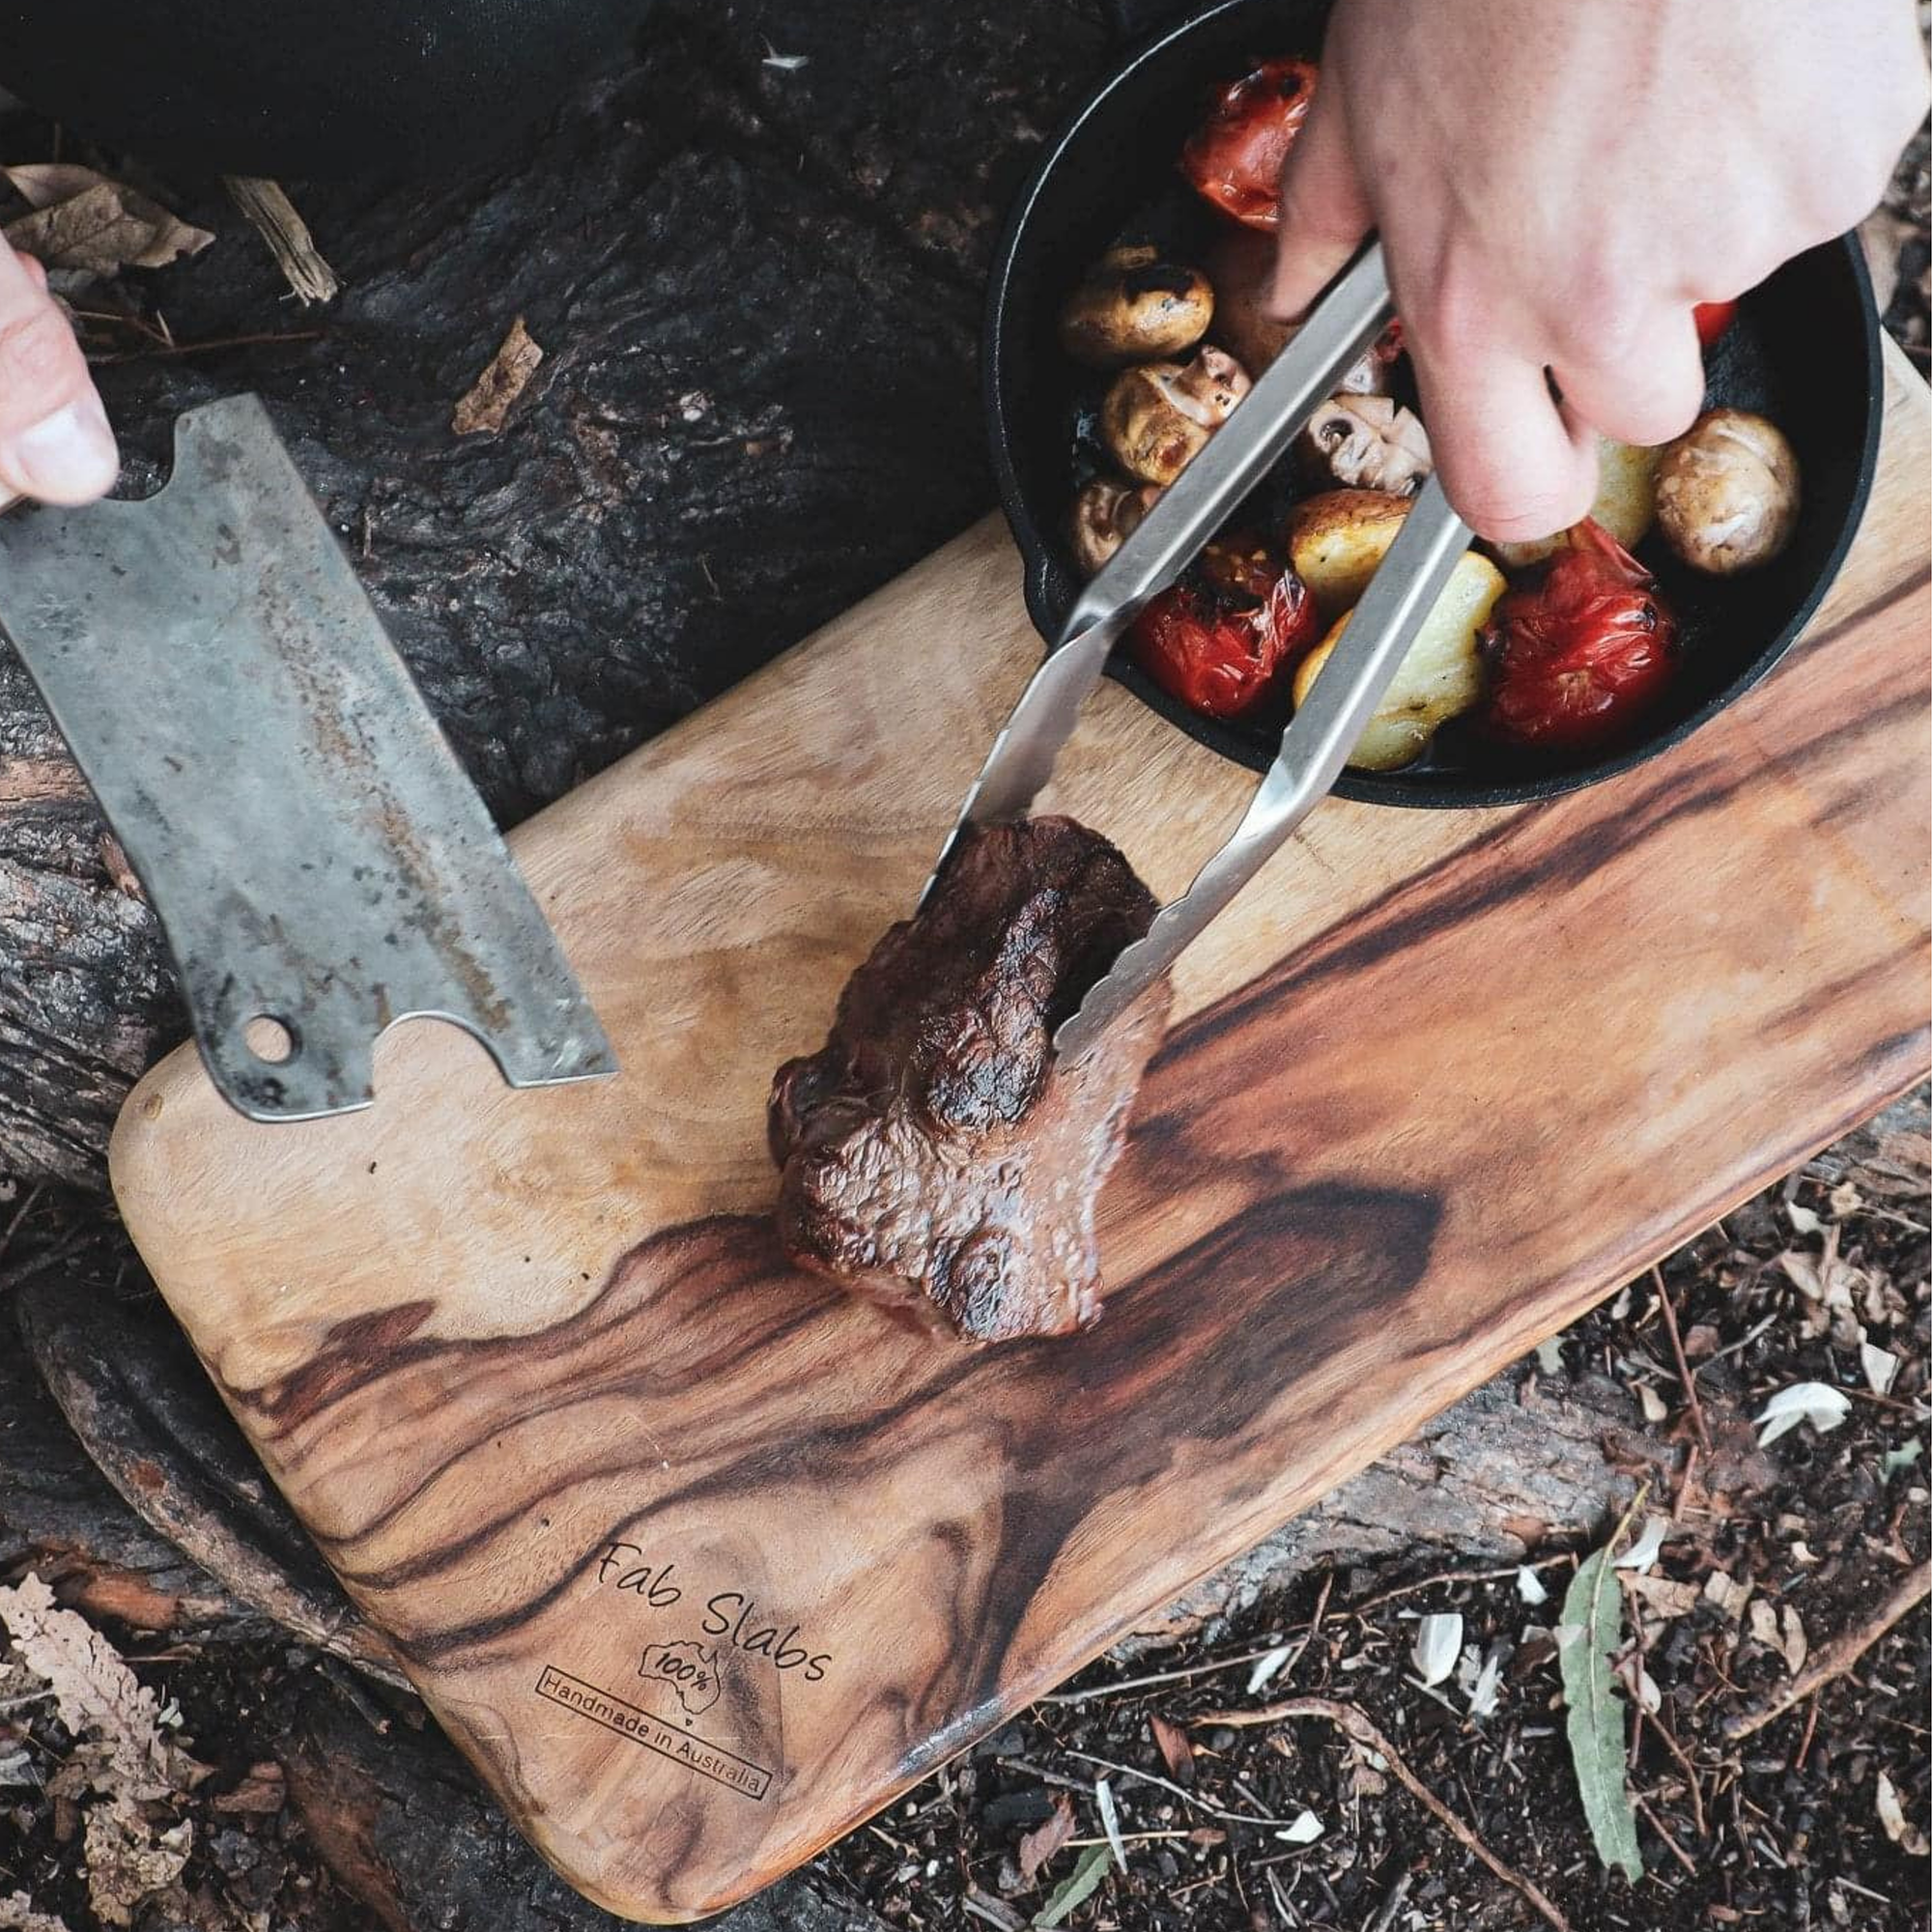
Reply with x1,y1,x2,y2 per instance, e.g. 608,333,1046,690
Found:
1193,1695,1573,1932
1725,1560,1931,1741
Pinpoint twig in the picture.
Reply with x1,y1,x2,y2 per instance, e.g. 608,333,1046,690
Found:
1725,1560,1931,1740
1642,1705,1709,1840
1651,1265,1712,1454
1634,1791,1698,1878
1062,1748,1308,1831
1367,1870,1413,1932
1040,1630,1321,1706
1190,1696,1572,1931
1789,1697,1820,1775
94,327,325,364
1343,1554,1572,1620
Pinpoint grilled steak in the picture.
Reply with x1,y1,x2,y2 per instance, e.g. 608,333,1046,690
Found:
768,816,1171,1343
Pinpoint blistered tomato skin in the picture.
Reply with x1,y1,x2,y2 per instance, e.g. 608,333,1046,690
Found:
1179,58,1319,232
1132,557,1321,722
1482,521,1682,752
1693,298,1739,348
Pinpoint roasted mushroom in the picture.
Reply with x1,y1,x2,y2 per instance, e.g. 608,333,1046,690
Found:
1059,243,1215,368
1067,477,1164,577
1654,409,1801,575
1205,227,1401,392
1296,394,1433,496
1100,346,1251,487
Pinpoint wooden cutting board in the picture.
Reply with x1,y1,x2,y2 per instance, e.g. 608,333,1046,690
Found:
113,342,1930,1922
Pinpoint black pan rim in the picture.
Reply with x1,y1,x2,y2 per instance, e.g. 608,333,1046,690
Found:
981,0,1886,811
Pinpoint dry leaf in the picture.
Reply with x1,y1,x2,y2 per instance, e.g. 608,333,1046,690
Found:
1410,1613,1461,1687
210,1760,284,1814
1634,1383,1668,1425
1627,1574,1701,1620
1612,1516,1668,1575
82,1809,188,1928
453,316,544,437
1016,1793,1075,1885
0,1577,195,1928
1149,1714,1194,1783
1876,1770,1930,1857
1703,1570,1754,1619
1094,1776,1127,1873
1246,1643,1293,1694
0,1894,71,1932
1861,1341,1900,1395
4,166,211,278
0,1576,181,1799
1779,1605,1808,1675
1755,1381,1850,1446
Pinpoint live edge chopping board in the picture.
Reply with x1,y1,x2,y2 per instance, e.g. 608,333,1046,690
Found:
113,343,1930,1922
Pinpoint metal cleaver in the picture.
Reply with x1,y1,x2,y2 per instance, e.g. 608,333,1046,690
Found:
0,393,616,1122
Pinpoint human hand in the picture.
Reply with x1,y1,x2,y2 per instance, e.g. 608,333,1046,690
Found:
0,238,118,506
1269,0,1930,543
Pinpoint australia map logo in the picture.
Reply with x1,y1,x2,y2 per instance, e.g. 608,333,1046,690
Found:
639,1639,724,1717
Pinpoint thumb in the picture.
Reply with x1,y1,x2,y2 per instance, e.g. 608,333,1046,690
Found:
1267,84,1373,323
0,242,118,507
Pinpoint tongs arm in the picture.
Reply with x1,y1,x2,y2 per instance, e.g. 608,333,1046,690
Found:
923,241,1400,901
1053,473,1469,1061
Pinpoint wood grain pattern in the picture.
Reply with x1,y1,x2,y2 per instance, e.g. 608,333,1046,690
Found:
112,344,1931,1921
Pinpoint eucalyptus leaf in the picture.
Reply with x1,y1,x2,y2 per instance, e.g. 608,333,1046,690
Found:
1557,1547,1643,1882
1033,1842,1112,1929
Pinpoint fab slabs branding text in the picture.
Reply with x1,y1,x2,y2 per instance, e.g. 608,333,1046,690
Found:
532,1542,833,1801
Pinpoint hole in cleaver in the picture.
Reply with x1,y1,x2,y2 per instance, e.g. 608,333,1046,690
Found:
0,394,617,1123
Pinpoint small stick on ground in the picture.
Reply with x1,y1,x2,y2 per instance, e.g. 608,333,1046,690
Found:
1726,1560,1931,1741
1651,1264,1712,1454
1193,1695,1573,1932
1634,1791,1698,1878
1344,1554,1571,1620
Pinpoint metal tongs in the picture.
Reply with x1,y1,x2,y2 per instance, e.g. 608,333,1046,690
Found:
925,242,1470,1063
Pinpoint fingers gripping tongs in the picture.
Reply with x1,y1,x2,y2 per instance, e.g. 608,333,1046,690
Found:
925,242,1469,1063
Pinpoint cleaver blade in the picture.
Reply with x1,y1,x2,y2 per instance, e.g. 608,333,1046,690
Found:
0,393,617,1122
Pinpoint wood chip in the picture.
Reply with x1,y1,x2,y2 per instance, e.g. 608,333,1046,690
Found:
452,317,544,437
1149,1714,1194,1783
221,177,338,303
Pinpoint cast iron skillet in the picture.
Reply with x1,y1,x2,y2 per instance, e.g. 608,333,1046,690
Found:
984,0,1884,809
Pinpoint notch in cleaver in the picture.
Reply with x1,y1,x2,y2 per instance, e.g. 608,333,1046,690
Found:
0,393,617,1122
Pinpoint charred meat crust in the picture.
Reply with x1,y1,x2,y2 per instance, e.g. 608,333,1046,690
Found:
769,818,1172,1344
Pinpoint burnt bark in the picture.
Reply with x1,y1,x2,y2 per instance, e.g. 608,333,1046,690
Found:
0,0,1110,1186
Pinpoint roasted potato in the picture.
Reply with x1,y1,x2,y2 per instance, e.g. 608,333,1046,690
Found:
1654,409,1801,575
1284,489,1412,616
1290,553,1508,770
1488,437,1662,571
1059,243,1215,368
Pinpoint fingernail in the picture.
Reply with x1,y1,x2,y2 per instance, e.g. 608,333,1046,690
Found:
6,396,118,503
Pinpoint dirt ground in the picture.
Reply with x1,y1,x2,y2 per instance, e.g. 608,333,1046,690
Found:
2,1090,1926,1932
